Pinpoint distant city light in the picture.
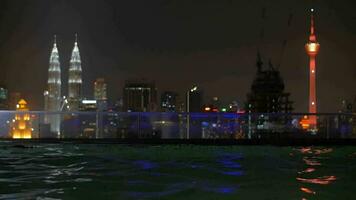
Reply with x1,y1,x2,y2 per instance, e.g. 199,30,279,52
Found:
82,100,97,104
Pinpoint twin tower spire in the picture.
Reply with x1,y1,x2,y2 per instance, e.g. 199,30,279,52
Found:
45,34,82,113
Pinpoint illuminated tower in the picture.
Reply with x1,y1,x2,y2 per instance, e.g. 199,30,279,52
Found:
10,99,32,139
305,9,320,127
44,35,62,136
68,34,82,111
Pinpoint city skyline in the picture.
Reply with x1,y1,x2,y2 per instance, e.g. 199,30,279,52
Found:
0,0,355,111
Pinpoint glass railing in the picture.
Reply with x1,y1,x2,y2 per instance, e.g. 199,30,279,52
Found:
0,111,355,139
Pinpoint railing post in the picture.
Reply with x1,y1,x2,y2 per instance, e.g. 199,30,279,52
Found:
187,113,190,139
326,115,330,139
137,112,141,138
248,112,252,139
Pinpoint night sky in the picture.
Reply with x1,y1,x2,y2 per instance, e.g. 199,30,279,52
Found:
0,0,355,111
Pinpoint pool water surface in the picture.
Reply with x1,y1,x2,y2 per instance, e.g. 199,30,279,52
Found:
0,142,355,199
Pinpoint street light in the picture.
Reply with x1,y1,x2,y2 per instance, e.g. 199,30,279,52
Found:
190,86,198,92
186,86,198,139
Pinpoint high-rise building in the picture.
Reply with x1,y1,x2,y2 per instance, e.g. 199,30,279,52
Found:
94,78,107,101
68,34,82,111
0,85,8,110
161,91,178,112
44,35,62,136
305,9,320,128
94,78,108,111
123,80,157,112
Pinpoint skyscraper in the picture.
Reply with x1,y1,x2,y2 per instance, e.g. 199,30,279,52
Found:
94,78,108,111
305,9,320,128
123,80,157,112
68,34,82,111
44,35,62,136
94,78,107,101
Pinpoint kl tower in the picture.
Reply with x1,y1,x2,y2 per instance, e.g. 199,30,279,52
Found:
305,8,320,129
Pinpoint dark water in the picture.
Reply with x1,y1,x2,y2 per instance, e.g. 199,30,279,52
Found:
0,142,355,200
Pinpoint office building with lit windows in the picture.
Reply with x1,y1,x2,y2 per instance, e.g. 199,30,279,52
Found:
94,78,108,111
123,80,157,112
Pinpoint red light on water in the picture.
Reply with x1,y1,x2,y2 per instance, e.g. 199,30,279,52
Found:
300,187,316,194
297,176,336,185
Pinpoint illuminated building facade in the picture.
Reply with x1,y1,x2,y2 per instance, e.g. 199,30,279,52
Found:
68,34,82,111
123,80,157,112
94,78,107,101
305,9,320,128
44,35,62,136
94,78,108,111
10,99,32,139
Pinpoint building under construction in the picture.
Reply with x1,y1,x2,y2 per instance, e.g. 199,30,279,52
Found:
246,54,293,114
245,54,293,137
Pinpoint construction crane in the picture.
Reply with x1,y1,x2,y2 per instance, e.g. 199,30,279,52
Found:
257,4,295,69
277,10,294,69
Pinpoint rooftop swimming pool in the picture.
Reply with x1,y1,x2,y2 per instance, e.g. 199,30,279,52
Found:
0,141,355,199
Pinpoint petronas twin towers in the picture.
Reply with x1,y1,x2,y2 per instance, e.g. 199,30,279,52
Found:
44,34,82,136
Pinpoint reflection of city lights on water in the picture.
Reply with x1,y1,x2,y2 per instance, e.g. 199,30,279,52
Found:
299,147,312,154
298,167,315,174
300,187,316,194
303,158,321,166
296,147,336,198
298,147,333,155
297,176,337,185
314,148,333,155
